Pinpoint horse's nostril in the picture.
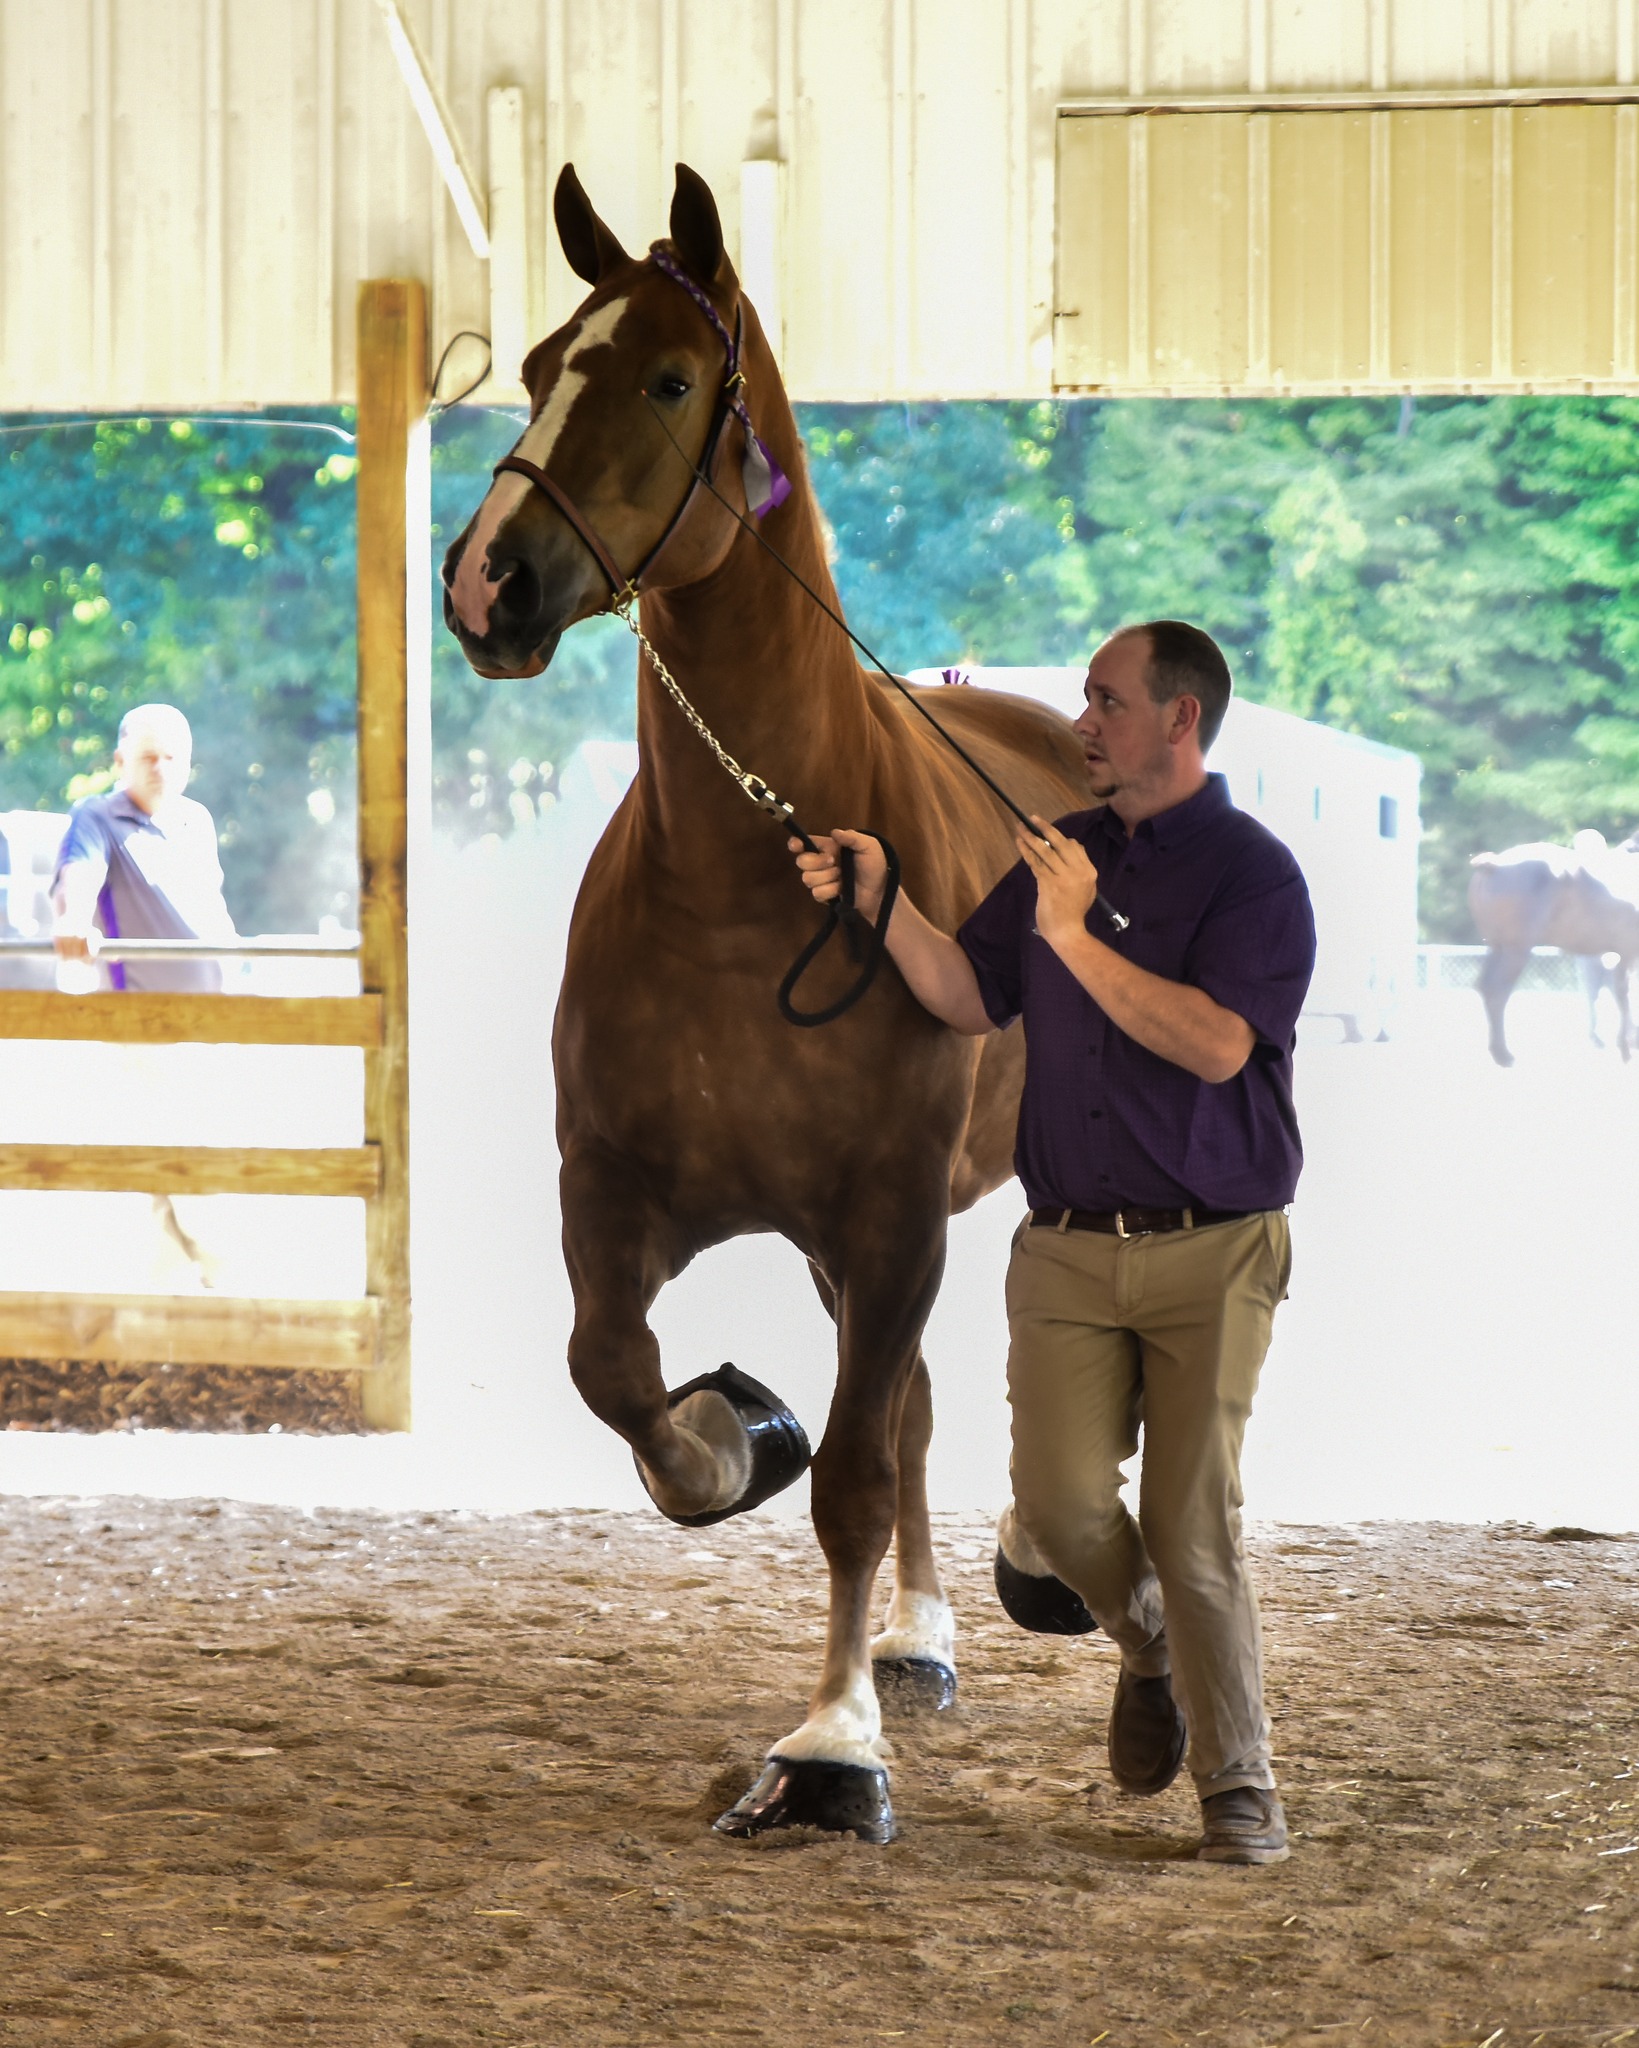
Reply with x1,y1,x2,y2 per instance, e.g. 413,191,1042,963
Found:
489,556,542,634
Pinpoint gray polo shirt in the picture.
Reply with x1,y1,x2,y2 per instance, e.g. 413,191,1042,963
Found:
53,790,236,992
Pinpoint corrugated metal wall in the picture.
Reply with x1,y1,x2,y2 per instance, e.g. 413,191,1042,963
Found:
1057,100,1639,392
1,0,1636,407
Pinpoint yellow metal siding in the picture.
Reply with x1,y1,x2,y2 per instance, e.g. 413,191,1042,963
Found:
1387,111,1495,384
1513,105,1618,377
1056,100,1639,393
1148,114,1251,385
1268,113,1373,384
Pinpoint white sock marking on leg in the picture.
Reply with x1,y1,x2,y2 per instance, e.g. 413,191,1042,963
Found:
996,1501,1055,1577
770,1665,886,1770
871,1589,955,1668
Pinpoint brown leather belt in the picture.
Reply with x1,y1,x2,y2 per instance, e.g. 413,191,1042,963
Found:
1028,1206,1252,1239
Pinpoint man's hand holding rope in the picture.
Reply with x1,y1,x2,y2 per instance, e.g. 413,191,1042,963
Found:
789,830,890,923
1017,815,1102,949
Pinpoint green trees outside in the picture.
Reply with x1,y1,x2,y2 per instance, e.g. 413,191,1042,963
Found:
4,395,1639,939
0,413,361,933
805,397,1639,936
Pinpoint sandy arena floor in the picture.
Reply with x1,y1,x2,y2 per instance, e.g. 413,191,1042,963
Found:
0,1498,1633,2048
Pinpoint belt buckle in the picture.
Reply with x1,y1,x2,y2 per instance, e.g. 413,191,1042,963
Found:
1114,1210,1130,1239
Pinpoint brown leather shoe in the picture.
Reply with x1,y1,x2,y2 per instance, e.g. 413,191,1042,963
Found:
1106,1668,1187,1795
1197,1785,1290,1864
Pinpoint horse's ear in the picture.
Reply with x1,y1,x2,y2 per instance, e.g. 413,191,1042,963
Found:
554,163,630,284
669,163,727,287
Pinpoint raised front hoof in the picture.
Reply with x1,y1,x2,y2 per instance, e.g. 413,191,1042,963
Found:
1489,1046,1515,1068
872,1653,958,1713
994,1546,1099,1636
713,1756,896,1844
642,1362,812,1528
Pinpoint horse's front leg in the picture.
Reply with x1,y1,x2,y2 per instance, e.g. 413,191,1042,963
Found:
717,1206,949,1844
806,1263,957,1712
561,1147,810,1523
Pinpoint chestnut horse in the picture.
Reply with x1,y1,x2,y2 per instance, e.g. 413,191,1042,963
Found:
1469,835,1639,1066
442,163,1090,1841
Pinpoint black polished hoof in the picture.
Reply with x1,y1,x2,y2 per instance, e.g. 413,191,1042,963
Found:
640,1363,812,1529
872,1654,959,1712
713,1755,896,1843
994,1545,1099,1635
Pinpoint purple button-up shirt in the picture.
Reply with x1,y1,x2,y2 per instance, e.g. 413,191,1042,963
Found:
957,773,1315,1214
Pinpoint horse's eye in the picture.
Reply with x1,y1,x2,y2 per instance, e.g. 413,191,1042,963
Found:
653,374,691,401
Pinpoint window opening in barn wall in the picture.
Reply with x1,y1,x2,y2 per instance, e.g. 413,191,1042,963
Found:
0,411,367,1318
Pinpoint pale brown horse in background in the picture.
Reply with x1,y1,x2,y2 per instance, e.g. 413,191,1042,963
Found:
1468,834,1639,1065
441,163,1091,1840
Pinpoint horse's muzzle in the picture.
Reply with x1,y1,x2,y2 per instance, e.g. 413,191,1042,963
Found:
440,546,562,679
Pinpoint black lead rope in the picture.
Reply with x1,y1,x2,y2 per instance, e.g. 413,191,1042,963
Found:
638,392,1131,949
776,835,902,1028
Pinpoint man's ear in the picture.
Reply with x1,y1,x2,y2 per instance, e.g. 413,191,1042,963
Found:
1170,695,1203,743
668,163,730,287
554,163,630,284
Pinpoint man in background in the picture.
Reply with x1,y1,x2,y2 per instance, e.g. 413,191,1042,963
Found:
52,702,236,1285
52,702,235,991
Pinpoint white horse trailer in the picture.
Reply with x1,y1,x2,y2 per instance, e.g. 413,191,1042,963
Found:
909,669,1422,1042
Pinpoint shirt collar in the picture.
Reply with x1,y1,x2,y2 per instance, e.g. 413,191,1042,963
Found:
1083,772,1230,853
107,789,148,824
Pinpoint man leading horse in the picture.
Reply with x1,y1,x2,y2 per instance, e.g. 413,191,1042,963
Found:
443,160,1313,1858
794,621,1316,1863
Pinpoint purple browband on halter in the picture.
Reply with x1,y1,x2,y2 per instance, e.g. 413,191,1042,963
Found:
649,242,792,519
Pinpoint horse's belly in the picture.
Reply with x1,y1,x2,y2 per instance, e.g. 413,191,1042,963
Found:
557,957,972,1205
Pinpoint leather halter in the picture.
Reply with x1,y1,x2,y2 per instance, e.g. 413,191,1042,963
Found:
491,262,756,610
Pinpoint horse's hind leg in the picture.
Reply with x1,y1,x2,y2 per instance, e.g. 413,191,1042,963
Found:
807,1262,956,1712
1614,961,1634,1062
562,1147,809,1523
869,1352,958,1709
1579,954,1608,1047
1477,945,1528,1066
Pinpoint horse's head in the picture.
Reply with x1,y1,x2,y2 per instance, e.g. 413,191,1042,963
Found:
443,163,773,679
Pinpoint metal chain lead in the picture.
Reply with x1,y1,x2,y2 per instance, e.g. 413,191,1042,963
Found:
614,599,802,836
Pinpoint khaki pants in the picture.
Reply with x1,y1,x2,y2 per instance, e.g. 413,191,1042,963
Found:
1004,1210,1292,1796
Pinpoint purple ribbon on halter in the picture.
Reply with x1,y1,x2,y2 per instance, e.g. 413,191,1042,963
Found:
649,242,792,518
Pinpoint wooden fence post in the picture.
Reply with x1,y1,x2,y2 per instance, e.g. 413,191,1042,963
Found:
356,279,427,1431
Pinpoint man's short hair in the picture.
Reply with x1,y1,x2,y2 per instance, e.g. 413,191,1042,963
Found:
1121,621,1233,751
117,703,192,752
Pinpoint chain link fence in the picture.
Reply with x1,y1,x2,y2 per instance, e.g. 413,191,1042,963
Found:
1416,944,1602,995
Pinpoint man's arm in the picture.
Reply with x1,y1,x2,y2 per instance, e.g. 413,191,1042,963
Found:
1020,817,1255,1084
51,823,110,963
789,830,995,1036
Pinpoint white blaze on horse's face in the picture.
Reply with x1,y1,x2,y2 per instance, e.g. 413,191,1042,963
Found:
447,294,634,641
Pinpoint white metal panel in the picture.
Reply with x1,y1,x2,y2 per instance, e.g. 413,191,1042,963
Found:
1,0,1634,409
2,1,98,407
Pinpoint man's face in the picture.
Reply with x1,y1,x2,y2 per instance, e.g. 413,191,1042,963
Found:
1072,633,1181,802
117,725,192,814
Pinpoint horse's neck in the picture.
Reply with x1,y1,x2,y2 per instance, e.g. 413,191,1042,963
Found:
631,379,876,853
